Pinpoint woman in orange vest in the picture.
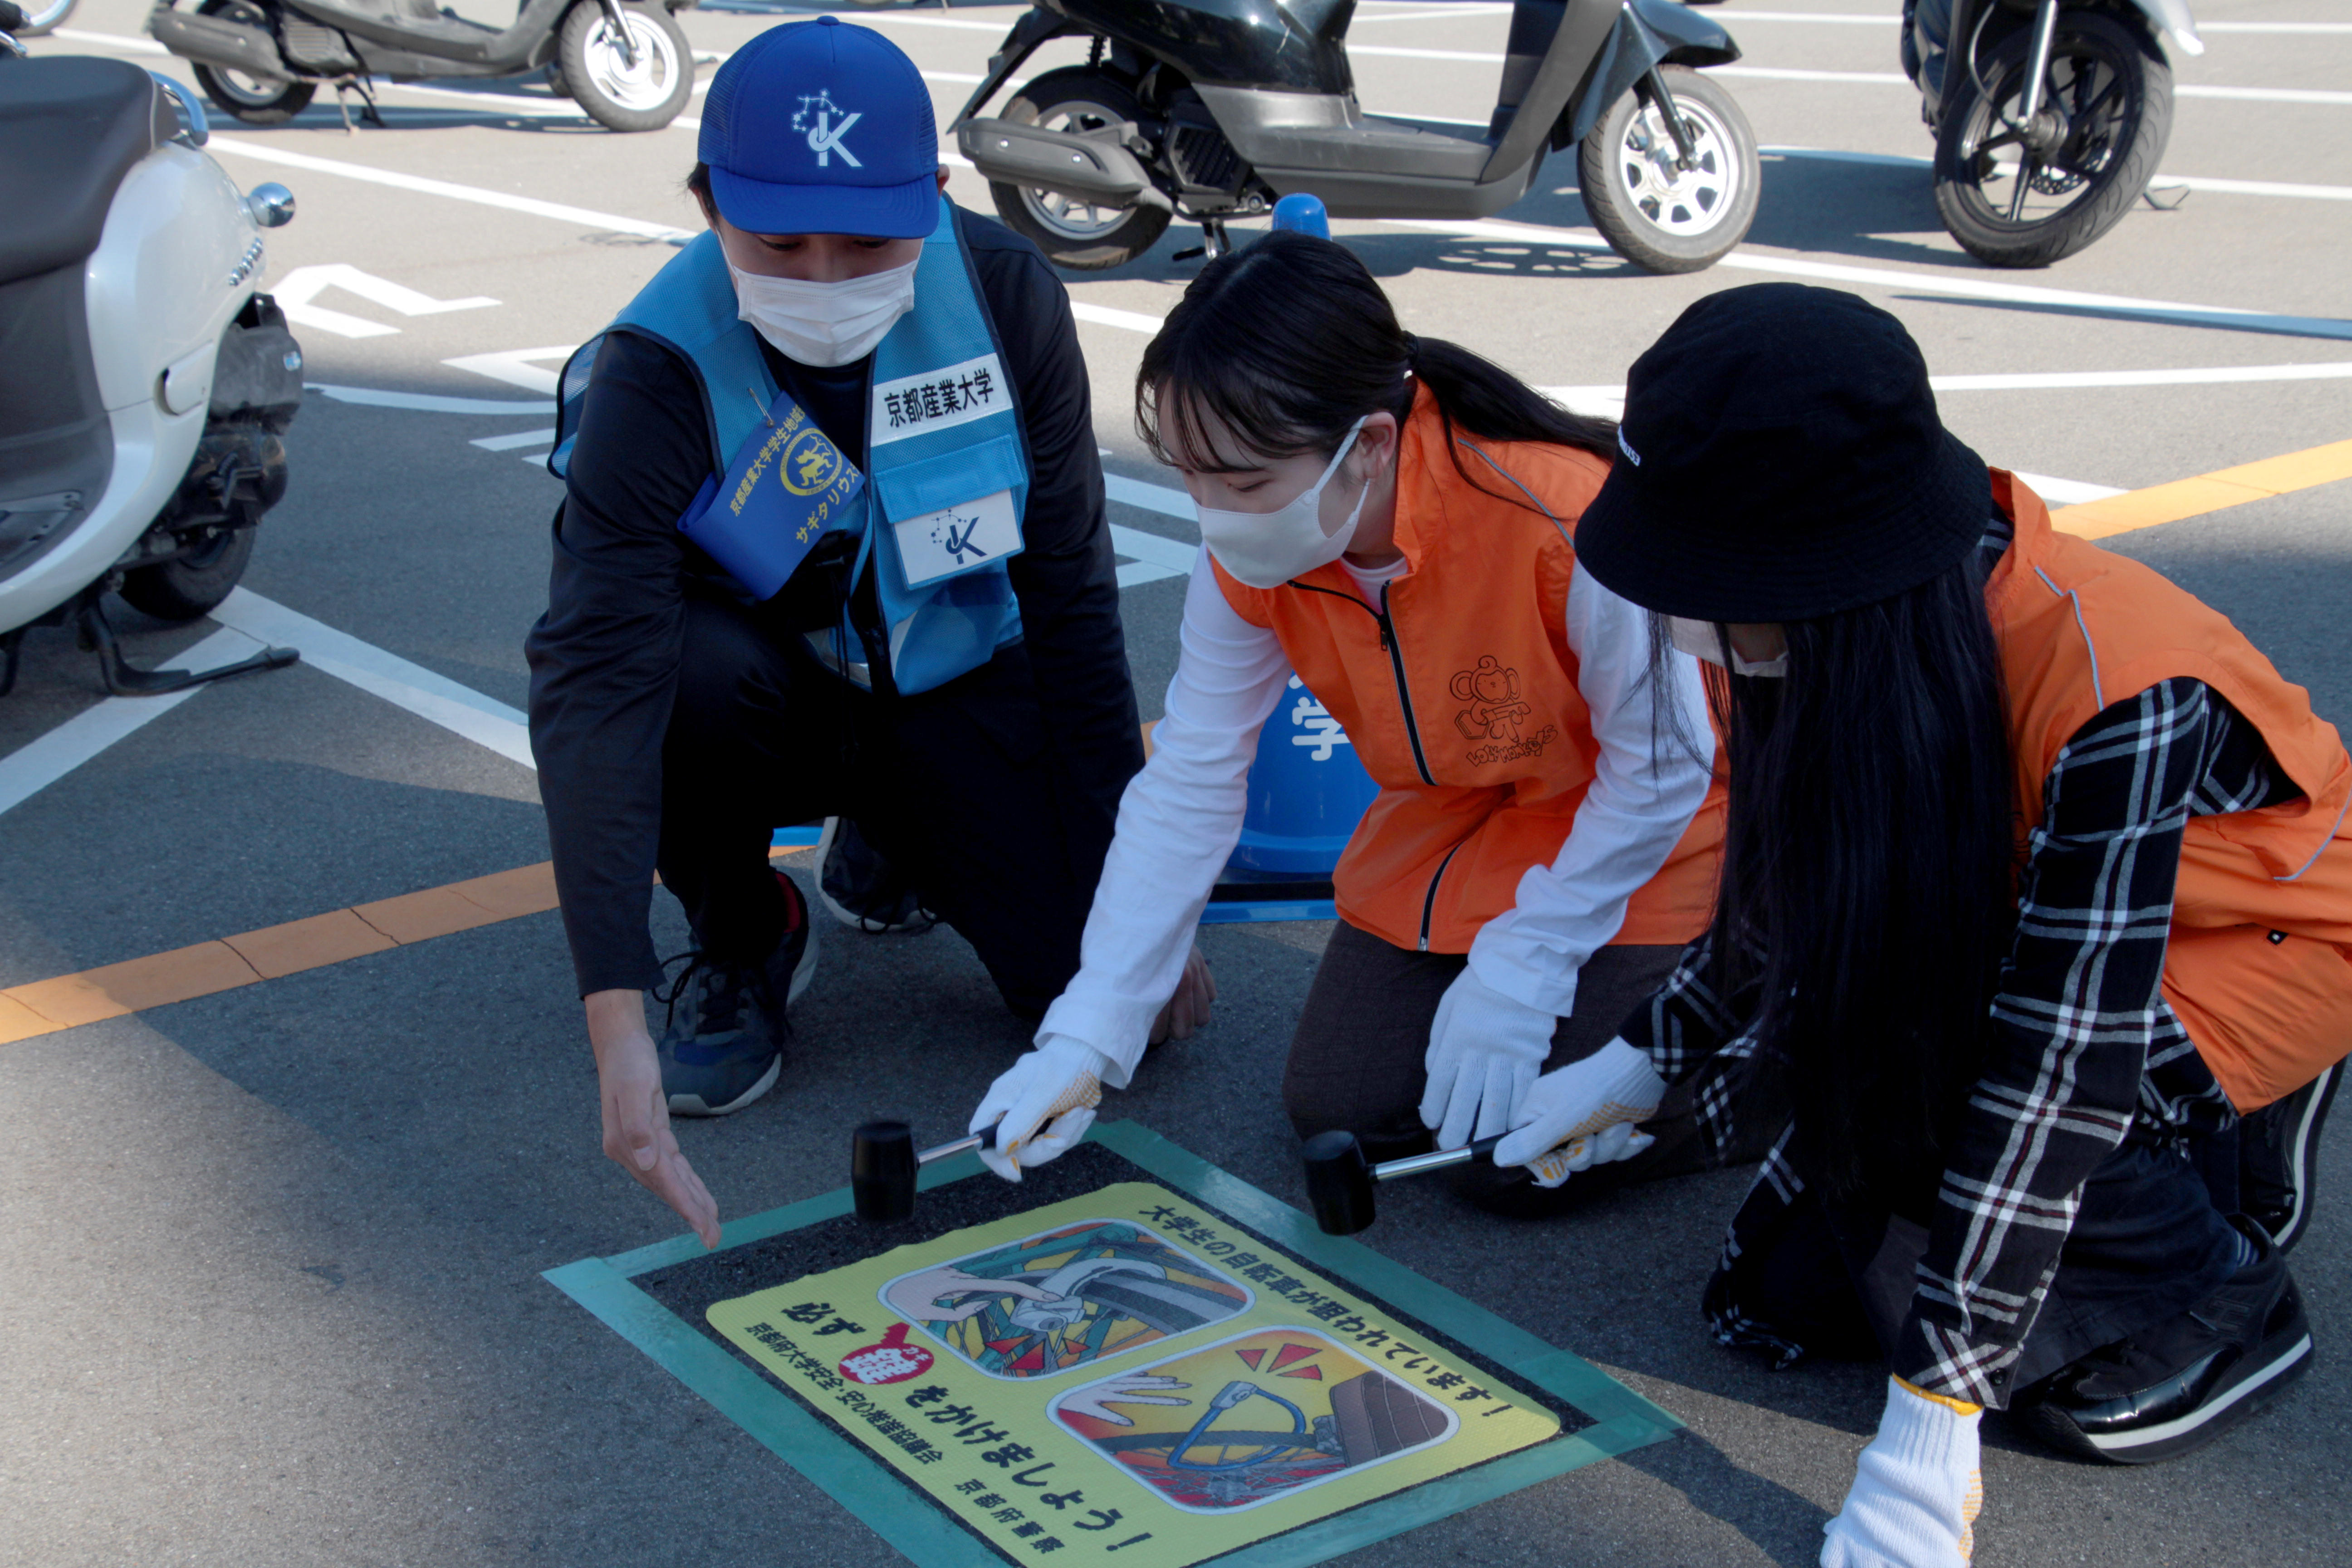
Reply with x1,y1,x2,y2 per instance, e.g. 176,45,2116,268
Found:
961,230,1737,1202
1509,284,2346,1563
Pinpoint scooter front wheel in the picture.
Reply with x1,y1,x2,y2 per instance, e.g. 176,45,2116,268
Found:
988,69,1171,271
1579,67,1758,274
559,1,693,133
191,0,316,124
1931,11,2171,269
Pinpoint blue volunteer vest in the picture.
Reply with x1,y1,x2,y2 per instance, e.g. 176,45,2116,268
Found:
550,197,1029,696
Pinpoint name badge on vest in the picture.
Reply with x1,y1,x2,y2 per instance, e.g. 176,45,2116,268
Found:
678,390,865,600
893,488,1020,587
870,353,1010,446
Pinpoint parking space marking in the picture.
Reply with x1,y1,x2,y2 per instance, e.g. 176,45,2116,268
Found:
207,135,698,241
2053,436,2352,541
1769,146,2352,202
208,589,536,768
0,628,265,818
309,382,547,415
472,427,560,451
1385,215,2352,340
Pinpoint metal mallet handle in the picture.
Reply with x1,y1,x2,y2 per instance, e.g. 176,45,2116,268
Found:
1371,1133,1505,1183
917,1124,998,1166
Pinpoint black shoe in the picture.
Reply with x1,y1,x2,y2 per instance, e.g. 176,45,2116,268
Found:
2013,1219,2313,1465
2241,1060,2339,1253
655,872,819,1117
814,816,934,934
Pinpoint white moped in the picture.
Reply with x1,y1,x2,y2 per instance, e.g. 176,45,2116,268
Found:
1,8,301,695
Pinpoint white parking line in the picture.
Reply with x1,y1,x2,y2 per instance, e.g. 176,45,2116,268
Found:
471,427,560,451
309,383,549,415
0,586,539,815
1383,214,2352,341
0,628,263,818
1109,524,1197,588
209,589,536,769
1767,145,2352,201
208,136,696,241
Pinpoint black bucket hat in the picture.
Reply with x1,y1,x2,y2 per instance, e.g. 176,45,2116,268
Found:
1575,284,1992,624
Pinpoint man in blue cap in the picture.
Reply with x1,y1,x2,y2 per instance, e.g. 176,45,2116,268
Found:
526,18,1210,1242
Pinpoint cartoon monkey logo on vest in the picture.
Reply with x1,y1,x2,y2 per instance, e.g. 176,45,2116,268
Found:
1451,655,1556,765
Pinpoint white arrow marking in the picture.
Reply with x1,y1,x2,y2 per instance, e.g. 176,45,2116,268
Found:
271,264,500,339
441,347,580,397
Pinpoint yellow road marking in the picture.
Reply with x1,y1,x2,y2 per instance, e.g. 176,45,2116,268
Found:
0,852,804,1047
2055,437,2352,540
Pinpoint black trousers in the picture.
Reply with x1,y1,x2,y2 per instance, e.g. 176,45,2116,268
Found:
1280,919,1789,1201
658,593,1100,1016
1716,1129,2250,1394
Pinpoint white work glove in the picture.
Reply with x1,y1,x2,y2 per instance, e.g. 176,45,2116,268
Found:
1821,1377,1984,1568
1490,1038,1666,1187
971,1038,1114,1182
1419,968,1557,1149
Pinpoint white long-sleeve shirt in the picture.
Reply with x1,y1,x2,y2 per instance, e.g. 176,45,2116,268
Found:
1037,551,1715,1085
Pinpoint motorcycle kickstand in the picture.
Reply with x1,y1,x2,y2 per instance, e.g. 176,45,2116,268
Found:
75,596,300,698
1172,218,1230,263
332,75,386,133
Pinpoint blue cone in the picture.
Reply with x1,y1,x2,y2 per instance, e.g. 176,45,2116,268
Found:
1271,193,1331,238
1231,674,1379,874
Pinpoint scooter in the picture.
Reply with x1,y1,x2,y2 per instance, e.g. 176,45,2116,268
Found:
146,0,697,133
0,14,301,696
952,0,1759,274
1903,0,2203,266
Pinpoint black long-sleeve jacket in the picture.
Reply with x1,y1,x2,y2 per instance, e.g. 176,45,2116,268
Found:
525,206,1141,995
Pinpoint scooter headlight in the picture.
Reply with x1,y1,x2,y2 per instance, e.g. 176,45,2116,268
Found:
244,184,297,229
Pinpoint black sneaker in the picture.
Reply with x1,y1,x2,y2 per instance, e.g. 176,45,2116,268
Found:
2240,1060,2339,1253
2013,1218,2313,1465
814,816,934,934
656,872,819,1117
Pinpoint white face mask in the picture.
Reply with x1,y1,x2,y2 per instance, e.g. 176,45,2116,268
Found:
728,256,919,368
1194,419,1372,590
1667,615,1788,678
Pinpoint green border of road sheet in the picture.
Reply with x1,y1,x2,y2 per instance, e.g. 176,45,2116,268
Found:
543,1121,1679,1567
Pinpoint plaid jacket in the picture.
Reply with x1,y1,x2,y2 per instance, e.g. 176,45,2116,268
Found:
1624,672,2293,1407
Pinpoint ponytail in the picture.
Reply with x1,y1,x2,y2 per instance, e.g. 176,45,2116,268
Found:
1137,232,1613,508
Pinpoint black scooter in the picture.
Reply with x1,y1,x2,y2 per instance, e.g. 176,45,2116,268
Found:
147,0,697,133
953,0,1757,274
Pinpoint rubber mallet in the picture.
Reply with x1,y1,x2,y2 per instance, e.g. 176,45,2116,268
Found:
1301,1129,1507,1235
852,1119,1000,1224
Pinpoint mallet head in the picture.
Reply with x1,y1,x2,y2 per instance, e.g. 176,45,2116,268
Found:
1302,1129,1376,1235
852,1120,918,1224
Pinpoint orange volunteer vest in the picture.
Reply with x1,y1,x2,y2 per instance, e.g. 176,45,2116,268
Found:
1991,470,2352,1110
1213,388,1727,956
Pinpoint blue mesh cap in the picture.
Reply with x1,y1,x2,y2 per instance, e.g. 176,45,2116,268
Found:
698,17,940,239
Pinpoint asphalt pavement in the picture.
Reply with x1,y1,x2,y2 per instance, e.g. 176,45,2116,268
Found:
4,1,2349,1564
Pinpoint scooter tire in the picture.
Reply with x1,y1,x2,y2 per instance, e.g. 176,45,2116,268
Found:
1931,10,2171,269
988,69,1171,271
119,528,256,623
559,0,693,133
1578,67,1758,274
191,64,316,125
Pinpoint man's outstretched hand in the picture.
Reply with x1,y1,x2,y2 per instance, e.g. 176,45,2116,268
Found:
587,987,720,1248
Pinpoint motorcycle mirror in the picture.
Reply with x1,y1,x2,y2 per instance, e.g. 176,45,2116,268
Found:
245,184,297,230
